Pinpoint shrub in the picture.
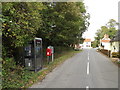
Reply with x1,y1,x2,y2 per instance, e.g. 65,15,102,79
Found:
2,46,74,88
112,52,120,58
2,58,34,88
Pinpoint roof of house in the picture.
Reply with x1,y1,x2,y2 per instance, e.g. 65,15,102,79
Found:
100,34,111,43
111,30,120,42
101,39,110,42
84,39,91,42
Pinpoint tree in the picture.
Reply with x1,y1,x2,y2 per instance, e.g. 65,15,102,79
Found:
91,40,98,48
36,2,89,46
2,2,44,57
95,19,118,46
2,2,89,58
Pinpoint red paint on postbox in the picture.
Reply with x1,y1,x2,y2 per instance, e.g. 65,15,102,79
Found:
46,48,52,56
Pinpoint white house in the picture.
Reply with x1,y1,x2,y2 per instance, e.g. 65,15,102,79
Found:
81,38,92,48
100,34,111,50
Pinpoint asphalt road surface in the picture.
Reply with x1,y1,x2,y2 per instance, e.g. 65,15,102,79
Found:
30,49,118,88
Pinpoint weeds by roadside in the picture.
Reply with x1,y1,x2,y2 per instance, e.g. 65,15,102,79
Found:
2,49,82,88
110,58,120,67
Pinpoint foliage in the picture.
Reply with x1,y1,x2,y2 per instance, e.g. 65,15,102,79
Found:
95,19,118,45
2,58,34,88
2,2,44,57
2,48,81,88
2,2,89,58
91,40,98,48
41,46,73,65
36,2,89,46
2,2,89,88
112,52,120,58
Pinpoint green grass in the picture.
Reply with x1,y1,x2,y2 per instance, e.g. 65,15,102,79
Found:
25,50,82,88
2,49,82,88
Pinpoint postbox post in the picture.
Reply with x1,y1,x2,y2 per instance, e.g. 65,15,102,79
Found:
51,46,54,62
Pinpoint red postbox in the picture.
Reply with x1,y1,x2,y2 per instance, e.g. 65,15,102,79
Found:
46,48,52,56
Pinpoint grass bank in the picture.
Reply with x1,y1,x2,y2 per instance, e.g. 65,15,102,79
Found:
2,48,82,89
110,58,120,68
26,49,82,88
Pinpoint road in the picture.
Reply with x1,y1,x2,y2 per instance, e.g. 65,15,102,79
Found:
30,49,118,89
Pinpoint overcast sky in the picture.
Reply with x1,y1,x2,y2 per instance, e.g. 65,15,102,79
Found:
82,0,120,41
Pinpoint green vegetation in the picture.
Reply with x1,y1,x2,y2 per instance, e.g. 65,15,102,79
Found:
2,2,89,58
93,19,118,47
1,2,88,88
91,40,98,48
111,52,120,58
2,49,82,88
2,2,44,57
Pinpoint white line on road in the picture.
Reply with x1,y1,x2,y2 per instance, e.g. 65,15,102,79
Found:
88,56,89,60
86,86,89,90
87,62,89,75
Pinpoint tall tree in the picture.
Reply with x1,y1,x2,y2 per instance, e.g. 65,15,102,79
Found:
95,19,118,46
36,2,89,46
2,2,44,57
2,2,89,58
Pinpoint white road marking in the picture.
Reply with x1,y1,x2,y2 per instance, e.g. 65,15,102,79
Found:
88,56,89,60
86,86,89,90
87,62,89,75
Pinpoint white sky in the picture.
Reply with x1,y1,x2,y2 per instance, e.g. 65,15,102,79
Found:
82,0,120,41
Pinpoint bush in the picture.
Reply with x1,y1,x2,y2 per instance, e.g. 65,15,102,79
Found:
2,46,74,88
54,46,72,58
112,52,120,58
42,46,72,65
2,58,34,88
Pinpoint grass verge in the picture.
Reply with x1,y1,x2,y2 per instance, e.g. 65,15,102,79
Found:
25,50,82,88
110,58,120,68
2,49,82,89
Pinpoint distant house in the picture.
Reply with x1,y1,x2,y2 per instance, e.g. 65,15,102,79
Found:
81,38,92,48
99,34,111,50
110,30,120,56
